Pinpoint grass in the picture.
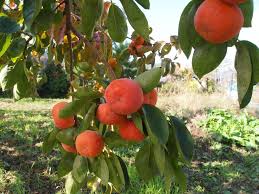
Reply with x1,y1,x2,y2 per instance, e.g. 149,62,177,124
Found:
0,98,258,193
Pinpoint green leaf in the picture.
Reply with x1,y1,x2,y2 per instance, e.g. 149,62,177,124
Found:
142,104,169,145
117,156,130,190
132,112,144,134
0,1,4,10
80,103,97,131
178,0,203,58
7,38,27,58
56,128,75,146
153,143,165,175
80,0,103,39
104,131,130,148
88,157,109,185
0,34,12,57
71,87,102,99
59,100,83,118
98,157,109,185
105,154,125,189
240,0,254,27
120,0,149,39
13,73,32,101
169,116,194,163
0,16,21,33
72,156,88,183
192,43,227,79
164,154,187,192
31,10,55,33
135,0,150,9
112,155,125,186
135,142,159,181
135,67,162,93
146,52,156,64
166,125,179,159
42,128,59,153
0,65,13,90
235,41,253,108
0,61,25,91
107,4,128,42
23,0,42,29
241,41,259,84
58,152,76,178
65,172,83,194
105,156,123,191
161,58,171,76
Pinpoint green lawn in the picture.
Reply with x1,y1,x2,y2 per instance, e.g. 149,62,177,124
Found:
0,98,258,193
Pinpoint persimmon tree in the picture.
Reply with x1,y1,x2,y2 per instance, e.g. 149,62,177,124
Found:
0,0,257,193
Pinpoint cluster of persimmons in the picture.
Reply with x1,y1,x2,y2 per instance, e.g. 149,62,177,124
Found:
128,36,146,57
51,78,157,158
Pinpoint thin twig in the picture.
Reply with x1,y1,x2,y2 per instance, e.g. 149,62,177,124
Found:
4,3,12,9
64,0,74,85
54,0,65,11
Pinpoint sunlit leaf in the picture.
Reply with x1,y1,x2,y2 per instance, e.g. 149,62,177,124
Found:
120,0,149,39
135,67,162,93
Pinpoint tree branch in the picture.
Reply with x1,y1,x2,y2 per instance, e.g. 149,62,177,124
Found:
64,0,79,125
70,26,116,81
64,0,74,87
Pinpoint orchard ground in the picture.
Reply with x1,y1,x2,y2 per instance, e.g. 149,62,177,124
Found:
0,92,258,193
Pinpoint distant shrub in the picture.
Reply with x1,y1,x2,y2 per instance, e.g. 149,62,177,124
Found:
37,64,70,98
0,89,12,98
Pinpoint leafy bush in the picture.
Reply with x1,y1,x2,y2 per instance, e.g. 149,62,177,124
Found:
199,109,259,149
37,64,70,98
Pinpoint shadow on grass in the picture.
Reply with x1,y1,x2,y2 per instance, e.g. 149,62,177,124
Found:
0,109,62,193
187,137,259,193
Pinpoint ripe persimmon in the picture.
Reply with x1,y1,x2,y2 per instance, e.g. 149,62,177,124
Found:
61,143,77,153
52,102,75,129
135,36,145,46
119,121,145,142
75,130,104,158
194,0,244,44
96,103,127,125
143,89,158,106
105,78,144,115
